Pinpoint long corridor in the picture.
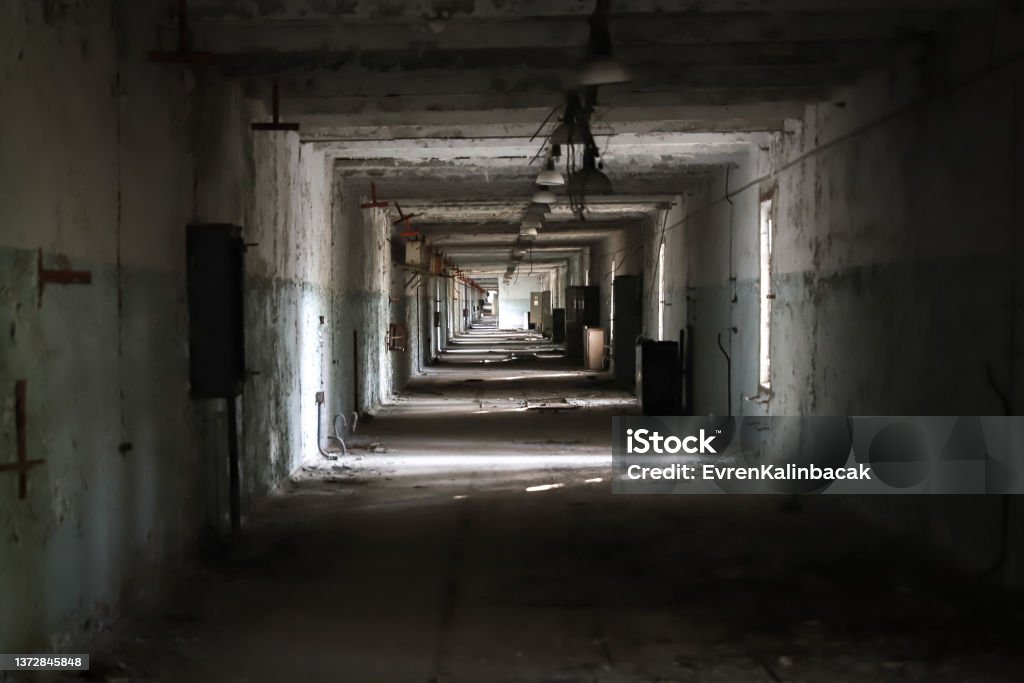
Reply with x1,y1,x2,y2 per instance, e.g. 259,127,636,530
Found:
5,3,1024,679
51,331,1024,683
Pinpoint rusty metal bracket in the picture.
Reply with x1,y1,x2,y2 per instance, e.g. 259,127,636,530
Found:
251,81,300,132
360,183,389,210
0,380,44,499
149,0,216,64
38,248,92,307
392,202,422,238
457,275,487,295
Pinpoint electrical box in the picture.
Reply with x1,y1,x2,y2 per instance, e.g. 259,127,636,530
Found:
405,240,428,269
186,224,246,398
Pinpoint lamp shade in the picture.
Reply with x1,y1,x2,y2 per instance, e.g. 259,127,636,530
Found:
524,202,550,218
532,189,557,204
578,56,630,86
536,158,565,186
568,166,613,195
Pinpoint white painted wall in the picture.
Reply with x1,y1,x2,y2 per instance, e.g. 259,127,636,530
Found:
498,272,547,329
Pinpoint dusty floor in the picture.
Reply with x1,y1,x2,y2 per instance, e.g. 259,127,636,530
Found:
38,328,1024,682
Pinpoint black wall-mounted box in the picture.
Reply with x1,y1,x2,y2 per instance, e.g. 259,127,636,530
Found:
186,224,246,398
636,340,681,416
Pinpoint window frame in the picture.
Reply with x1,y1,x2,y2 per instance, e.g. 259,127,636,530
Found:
758,187,776,390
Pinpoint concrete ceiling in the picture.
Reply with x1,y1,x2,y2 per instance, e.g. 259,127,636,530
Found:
179,0,990,271
404,200,667,223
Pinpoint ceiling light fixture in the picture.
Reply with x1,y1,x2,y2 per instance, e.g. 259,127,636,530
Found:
549,95,586,147
532,188,557,205
578,0,630,86
535,150,565,186
524,202,550,218
568,146,613,196
519,227,538,238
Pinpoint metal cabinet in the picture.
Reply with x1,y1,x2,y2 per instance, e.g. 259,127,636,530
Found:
636,340,681,415
565,286,600,362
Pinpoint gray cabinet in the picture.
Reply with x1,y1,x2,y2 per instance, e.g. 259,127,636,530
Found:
565,286,600,362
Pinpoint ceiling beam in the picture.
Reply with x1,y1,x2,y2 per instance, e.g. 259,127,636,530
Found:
237,64,872,101
302,114,790,142
185,0,990,22
180,10,954,54
320,133,762,163
227,42,912,83
276,89,825,118
300,102,802,137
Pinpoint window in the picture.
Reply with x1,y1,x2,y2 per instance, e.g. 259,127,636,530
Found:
657,243,666,340
759,193,774,388
609,259,616,346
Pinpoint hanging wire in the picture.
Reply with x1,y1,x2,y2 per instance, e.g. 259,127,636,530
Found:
529,104,563,144
528,104,566,166
529,140,549,167
567,142,588,220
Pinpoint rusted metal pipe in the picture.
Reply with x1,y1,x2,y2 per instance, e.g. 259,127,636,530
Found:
38,248,92,307
0,380,44,499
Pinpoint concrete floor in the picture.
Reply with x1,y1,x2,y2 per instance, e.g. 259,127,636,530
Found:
44,329,1024,682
